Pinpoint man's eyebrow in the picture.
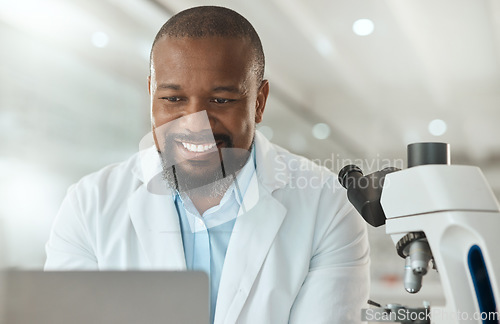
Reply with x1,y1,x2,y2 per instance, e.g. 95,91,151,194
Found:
212,86,243,94
158,83,181,90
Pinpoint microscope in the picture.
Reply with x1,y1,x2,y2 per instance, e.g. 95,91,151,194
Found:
339,143,500,324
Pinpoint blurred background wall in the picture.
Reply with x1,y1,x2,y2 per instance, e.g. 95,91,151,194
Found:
1,0,500,307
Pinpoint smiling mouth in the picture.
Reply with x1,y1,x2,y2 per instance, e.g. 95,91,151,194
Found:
181,142,217,153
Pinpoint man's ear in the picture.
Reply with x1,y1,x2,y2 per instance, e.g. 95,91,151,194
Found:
255,80,269,124
148,75,152,95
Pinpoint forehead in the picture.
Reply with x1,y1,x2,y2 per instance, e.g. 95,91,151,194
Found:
151,36,255,81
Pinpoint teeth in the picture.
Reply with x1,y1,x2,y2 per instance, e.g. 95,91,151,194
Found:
181,142,216,153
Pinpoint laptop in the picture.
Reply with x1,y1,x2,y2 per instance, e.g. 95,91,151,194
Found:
0,270,209,324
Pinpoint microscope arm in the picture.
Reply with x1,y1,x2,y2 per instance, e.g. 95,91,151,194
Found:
382,164,500,324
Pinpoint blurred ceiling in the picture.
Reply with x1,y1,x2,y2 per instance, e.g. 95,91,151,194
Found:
1,0,500,196
1,0,500,286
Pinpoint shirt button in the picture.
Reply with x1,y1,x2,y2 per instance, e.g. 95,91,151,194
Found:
197,219,205,227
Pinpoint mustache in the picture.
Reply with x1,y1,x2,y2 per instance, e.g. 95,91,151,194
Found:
166,131,233,147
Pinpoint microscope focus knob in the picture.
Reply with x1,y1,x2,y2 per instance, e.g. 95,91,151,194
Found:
396,232,427,258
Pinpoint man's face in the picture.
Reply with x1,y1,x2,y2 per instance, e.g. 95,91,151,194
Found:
149,36,268,191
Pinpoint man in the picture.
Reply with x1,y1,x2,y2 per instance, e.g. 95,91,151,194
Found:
45,6,370,324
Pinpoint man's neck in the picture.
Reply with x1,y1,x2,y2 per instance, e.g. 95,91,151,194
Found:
184,175,234,215
179,143,254,215
188,191,224,215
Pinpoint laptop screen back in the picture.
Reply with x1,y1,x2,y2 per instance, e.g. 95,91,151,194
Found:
1,271,209,324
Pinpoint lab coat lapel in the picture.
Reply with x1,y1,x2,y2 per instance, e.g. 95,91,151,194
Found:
215,131,289,323
128,141,186,270
128,183,186,270
215,187,286,324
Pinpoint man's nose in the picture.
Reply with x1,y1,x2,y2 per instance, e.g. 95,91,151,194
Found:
179,104,212,133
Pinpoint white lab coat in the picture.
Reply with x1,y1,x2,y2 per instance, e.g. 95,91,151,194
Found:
45,131,370,324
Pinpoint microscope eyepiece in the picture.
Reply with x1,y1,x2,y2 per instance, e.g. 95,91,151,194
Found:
338,165,400,227
338,164,363,189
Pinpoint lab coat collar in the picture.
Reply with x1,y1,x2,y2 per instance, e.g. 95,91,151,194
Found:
253,130,290,192
131,132,172,195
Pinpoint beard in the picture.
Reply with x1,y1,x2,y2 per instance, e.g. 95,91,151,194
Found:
158,131,252,197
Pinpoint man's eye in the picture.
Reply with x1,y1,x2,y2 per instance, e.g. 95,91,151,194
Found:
161,97,181,102
212,98,233,104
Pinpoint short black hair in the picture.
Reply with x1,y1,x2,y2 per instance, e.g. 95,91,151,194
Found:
150,6,265,82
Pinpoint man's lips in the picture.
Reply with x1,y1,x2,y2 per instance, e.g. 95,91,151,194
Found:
174,140,221,161
181,141,217,153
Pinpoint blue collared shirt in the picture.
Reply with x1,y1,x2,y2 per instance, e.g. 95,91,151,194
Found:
173,146,256,323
